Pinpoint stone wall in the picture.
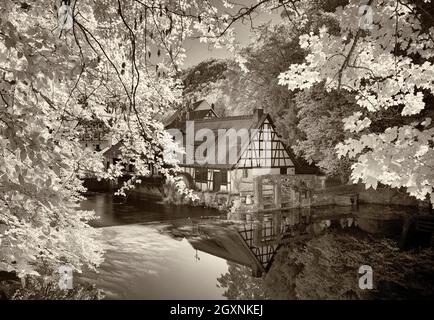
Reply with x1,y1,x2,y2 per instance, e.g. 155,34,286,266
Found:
312,183,430,208
189,191,234,211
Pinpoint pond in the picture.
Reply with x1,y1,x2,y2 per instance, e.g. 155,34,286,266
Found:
79,193,434,300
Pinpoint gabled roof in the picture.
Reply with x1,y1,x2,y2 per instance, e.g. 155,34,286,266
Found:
263,116,322,175
191,99,209,110
164,100,218,129
178,109,322,174
102,140,123,158
181,113,259,169
103,100,323,175
179,111,288,169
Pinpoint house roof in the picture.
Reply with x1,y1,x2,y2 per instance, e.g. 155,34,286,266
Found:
103,100,323,175
102,140,123,158
292,157,323,175
164,100,217,129
176,110,321,174
183,113,265,169
176,110,306,174
161,222,265,274
191,99,209,110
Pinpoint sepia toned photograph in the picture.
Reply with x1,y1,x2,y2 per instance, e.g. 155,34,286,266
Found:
1,0,434,305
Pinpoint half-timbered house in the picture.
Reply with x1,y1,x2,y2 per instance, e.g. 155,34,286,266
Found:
165,101,324,193
77,118,111,152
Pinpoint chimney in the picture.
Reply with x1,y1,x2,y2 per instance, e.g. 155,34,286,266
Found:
253,108,263,122
185,101,192,120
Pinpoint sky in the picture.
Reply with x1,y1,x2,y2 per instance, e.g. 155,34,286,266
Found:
182,1,283,68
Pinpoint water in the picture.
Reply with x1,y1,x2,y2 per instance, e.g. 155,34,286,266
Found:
80,193,434,300
80,194,228,299
80,193,222,227
80,225,229,299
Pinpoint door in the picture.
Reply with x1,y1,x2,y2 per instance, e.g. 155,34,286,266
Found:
213,171,221,192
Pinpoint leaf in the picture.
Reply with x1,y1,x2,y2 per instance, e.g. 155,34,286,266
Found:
18,173,24,186
20,148,26,161
4,36,16,49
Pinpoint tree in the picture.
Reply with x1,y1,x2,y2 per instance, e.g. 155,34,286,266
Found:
181,58,230,116
0,0,269,281
206,24,306,143
188,3,349,147
279,0,434,204
294,83,358,181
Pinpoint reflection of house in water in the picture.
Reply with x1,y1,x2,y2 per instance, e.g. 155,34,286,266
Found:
237,210,315,273
161,205,430,278
163,208,330,277
187,225,266,277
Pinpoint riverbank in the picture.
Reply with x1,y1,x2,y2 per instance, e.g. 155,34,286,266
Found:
83,177,433,214
313,183,432,208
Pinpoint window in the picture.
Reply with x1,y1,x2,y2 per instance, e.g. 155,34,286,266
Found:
280,167,287,175
148,164,154,175
221,170,228,185
242,169,249,178
195,168,208,183
95,144,101,151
